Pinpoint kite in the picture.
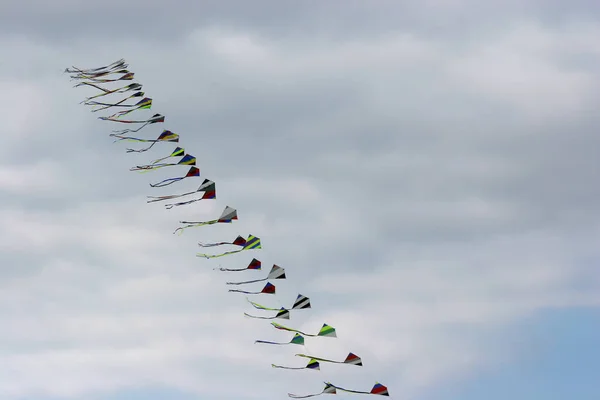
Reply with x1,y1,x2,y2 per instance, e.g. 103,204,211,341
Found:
80,83,143,102
244,294,311,319
226,264,285,285
131,151,196,172
109,129,180,153
101,112,163,125
217,258,261,272
65,59,128,77
245,307,290,320
255,333,305,346
228,282,275,295
101,97,153,119
84,91,146,112
289,383,389,398
271,322,336,338
174,206,237,235
110,113,165,134
74,72,134,85
149,166,200,188
196,234,261,259
295,353,362,366
131,146,185,171
272,359,320,371
247,293,311,311
70,68,130,81
146,179,215,208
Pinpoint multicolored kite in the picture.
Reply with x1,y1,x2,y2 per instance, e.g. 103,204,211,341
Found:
174,206,237,235
295,353,362,366
80,82,143,102
226,264,285,285
196,234,261,259
271,322,336,338
245,307,290,320
229,282,275,295
149,166,200,188
109,129,180,153
84,91,146,112
273,359,320,371
131,151,196,172
111,113,165,134
288,382,389,398
216,258,261,272
101,97,152,119
255,333,305,346
247,293,311,311
146,178,215,208
74,72,134,85
65,59,128,77
72,69,130,82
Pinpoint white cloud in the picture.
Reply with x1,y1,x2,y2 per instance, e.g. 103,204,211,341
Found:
0,10,599,400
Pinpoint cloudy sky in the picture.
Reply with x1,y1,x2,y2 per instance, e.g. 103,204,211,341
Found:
1,0,600,399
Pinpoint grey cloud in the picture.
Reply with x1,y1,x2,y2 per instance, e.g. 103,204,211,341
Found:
2,0,600,43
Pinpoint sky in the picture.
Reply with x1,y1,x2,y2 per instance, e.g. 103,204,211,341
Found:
1,0,600,399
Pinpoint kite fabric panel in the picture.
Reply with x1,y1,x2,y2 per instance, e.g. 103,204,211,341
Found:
64,58,390,398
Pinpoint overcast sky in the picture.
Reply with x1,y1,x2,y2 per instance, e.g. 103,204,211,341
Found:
1,1,600,399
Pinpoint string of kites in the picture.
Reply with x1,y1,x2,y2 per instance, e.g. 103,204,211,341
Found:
64,59,390,398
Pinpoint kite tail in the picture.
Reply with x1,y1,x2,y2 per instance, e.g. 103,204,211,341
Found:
111,122,153,133
228,289,263,294
130,163,173,172
147,194,184,203
271,364,307,370
112,118,162,134
288,392,325,399
196,249,243,259
173,221,216,235
84,92,144,110
226,278,266,285
74,81,111,92
149,177,184,188
164,197,205,209
244,313,278,320
65,59,126,75
244,310,290,320
217,267,249,272
126,141,159,152
255,339,290,345
197,241,236,248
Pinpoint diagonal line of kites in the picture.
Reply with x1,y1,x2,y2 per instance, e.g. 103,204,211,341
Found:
64,58,390,398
